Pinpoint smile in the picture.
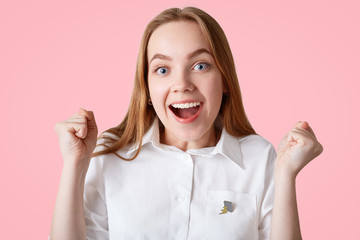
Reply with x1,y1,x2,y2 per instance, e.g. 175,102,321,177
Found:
169,101,203,123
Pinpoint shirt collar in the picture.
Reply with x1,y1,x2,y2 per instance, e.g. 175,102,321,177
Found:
128,118,244,169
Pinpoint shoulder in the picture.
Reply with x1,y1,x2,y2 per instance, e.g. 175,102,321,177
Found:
235,134,277,166
91,131,136,165
93,132,130,155
238,134,275,151
93,132,120,152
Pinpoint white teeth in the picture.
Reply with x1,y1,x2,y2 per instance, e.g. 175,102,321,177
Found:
171,102,200,109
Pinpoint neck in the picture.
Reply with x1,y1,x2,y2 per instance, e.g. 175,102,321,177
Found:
160,126,221,151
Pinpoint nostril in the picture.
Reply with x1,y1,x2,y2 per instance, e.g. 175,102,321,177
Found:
173,87,194,93
171,79,195,93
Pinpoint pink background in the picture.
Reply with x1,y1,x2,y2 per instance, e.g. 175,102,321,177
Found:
1,0,359,239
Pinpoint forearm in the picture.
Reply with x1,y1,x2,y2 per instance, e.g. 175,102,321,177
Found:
270,167,302,240
50,164,88,240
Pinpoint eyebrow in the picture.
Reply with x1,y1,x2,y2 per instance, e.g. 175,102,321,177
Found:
149,48,212,65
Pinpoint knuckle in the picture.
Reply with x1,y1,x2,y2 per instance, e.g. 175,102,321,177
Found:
79,116,87,123
54,122,64,131
70,113,79,119
307,139,315,146
317,143,324,154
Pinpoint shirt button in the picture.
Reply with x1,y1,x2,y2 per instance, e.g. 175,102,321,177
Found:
177,195,186,202
182,155,189,160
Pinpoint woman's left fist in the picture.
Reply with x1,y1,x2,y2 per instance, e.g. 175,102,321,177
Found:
276,121,323,177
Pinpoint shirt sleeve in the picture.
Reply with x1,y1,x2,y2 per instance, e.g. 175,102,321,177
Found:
84,155,109,239
258,145,276,240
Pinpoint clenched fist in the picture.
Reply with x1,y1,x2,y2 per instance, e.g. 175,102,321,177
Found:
55,108,98,170
276,121,323,177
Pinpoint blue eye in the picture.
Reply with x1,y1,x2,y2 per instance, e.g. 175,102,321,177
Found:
193,63,209,71
155,67,168,75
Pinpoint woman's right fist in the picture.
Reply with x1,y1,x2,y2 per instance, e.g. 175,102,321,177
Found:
55,108,98,169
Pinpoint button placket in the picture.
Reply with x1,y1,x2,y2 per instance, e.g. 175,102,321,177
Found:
169,153,194,239
177,195,186,202
180,154,189,161
177,154,191,204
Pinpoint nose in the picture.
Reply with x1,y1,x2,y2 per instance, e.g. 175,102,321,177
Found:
171,70,195,93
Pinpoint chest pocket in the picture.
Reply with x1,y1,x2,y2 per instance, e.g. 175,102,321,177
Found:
205,190,258,240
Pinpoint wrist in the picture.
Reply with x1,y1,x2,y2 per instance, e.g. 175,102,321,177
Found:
62,158,90,179
274,161,297,182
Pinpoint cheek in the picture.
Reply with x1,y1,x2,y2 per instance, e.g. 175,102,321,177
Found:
149,80,168,110
206,77,224,103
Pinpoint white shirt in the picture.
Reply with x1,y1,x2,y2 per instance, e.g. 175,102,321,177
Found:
84,118,276,240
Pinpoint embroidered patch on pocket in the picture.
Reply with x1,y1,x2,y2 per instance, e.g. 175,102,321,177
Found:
219,201,234,214
205,190,257,240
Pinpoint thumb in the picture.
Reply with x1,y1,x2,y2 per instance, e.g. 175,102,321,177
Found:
78,108,98,137
296,121,309,130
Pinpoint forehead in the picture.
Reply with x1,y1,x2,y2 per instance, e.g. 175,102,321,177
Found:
147,21,212,60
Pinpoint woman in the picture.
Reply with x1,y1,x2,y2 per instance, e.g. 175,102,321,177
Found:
50,7,323,239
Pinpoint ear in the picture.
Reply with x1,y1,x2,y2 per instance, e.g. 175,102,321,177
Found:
223,84,228,93
222,77,228,93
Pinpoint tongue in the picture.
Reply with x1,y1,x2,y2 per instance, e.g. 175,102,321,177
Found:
177,107,198,119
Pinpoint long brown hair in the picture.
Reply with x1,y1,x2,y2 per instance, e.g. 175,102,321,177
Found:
92,7,256,160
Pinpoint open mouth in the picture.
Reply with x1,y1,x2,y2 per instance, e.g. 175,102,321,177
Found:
169,102,201,119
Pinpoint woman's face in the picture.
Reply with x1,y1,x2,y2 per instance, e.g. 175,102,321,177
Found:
147,21,224,150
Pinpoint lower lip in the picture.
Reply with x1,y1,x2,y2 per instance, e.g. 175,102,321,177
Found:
170,103,203,124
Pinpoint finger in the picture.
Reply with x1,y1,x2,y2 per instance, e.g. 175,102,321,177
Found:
291,126,313,137
286,130,306,147
289,128,323,158
289,128,315,143
295,121,317,138
278,133,289,148
85,111,97,130
79,108,97,130
294,121,309,130
78,108,89,118
66,115,88,124
63,122,88,139
288,125,315,140
305,125,316,139
78,108,98,139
